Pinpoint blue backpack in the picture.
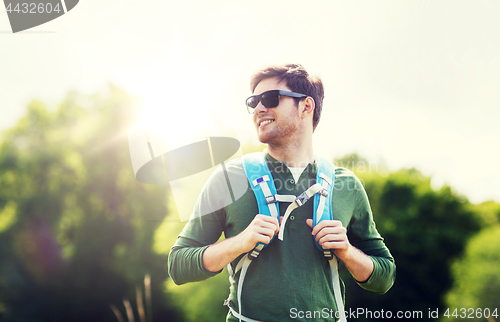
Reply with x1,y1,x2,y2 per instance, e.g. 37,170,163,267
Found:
225,152,347,322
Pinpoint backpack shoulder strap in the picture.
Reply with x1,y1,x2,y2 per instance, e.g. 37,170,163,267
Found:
234,154,346,322
313,156,336,259
241,152,296,258
313,157,347,322
241,152,279,220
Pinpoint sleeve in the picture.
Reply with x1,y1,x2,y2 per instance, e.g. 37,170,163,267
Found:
167,166,230,285
348,176,396,294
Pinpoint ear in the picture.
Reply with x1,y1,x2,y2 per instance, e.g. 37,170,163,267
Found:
300,97,315,120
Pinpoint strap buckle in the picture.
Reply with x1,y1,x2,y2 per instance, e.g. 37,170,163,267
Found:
323,248,334,260
294,191,311,207
248,250,260,260
248,242,265,260
265,194,277,204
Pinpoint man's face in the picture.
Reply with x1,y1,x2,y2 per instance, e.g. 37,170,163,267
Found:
252,77,302,145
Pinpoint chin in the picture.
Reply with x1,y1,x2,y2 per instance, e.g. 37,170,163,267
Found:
257,133,278,145
257,136,269,144
257,128,270,142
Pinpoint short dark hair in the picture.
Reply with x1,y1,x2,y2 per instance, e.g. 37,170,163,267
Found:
250,63,324,131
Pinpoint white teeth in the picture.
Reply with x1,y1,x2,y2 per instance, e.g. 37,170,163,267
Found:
260,120,274,126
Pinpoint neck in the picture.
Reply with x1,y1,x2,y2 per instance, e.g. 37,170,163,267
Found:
266,132,315,168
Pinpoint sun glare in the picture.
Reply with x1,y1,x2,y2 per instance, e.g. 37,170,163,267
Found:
129,56,222,154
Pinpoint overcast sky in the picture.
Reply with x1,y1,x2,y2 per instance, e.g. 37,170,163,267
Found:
1,0,499,204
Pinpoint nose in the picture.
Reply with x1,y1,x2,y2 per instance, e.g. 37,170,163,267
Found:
253,100,268,114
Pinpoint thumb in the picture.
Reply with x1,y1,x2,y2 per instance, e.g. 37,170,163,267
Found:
275,216,284,235
306,218,313,229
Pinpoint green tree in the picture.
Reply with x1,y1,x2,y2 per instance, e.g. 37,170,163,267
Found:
443,223,500,321
469,200,500,227
335,154,482,320
446,201,500,321
0,87,180,321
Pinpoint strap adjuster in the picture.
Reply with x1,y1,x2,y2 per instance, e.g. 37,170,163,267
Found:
320,189,329,197
323,249,334,260
252,175,270,187
265,194,277,204
248,250,260,259
248,242,265,260
294,191,311,207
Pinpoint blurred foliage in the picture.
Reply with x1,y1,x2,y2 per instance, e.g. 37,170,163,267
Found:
153,203,230,322
468,200,500,227
0,86,179,321
335,153,483,321
444,225,500,321
443,200,500,322
1,89,498,322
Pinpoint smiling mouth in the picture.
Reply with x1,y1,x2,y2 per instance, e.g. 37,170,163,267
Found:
259,119,275,127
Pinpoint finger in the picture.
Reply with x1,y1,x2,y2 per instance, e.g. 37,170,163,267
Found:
255,223,278,236
317,231,347,243
251,231,272,245
321,240,349,251
255,214,280,226
276,216,285,235
254,215,281,235
252,226,279,245
254,215,279,227
250,216,281,237
310,220,343,236
252,221,279,236
314,226,347,242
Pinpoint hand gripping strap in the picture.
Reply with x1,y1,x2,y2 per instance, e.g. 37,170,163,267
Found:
241,153,278,258
313,157,336,254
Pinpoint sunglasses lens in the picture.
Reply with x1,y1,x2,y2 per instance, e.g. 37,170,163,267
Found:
246,91,281,113
246,96,259,109
261,92,279,108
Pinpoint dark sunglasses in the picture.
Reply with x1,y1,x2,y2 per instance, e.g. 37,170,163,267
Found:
245,90,307,113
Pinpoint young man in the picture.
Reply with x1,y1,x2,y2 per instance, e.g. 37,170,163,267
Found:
168,64,395,321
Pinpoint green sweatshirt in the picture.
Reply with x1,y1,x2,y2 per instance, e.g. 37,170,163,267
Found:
168,154,395,322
